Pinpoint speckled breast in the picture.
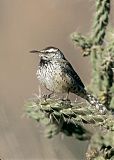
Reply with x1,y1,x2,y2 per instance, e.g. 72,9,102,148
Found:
37,59,71,93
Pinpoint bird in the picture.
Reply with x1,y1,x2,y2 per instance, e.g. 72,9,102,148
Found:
30,46,107,114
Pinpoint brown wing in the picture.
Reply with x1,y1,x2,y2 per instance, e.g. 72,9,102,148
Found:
58,59,85,88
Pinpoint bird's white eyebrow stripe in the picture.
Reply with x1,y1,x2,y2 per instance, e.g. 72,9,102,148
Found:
46,48,58,52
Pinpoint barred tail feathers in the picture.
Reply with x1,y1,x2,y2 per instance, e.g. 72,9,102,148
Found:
85,92,107,114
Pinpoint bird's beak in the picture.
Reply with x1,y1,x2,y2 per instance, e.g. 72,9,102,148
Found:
30,50,41,53
30,50,43,57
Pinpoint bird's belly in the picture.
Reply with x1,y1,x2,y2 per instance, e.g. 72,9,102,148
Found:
37,67,70,93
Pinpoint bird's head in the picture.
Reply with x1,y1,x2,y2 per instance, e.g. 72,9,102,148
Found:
30,46,65,60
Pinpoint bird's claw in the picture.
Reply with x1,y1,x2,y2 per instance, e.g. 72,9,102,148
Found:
43,94,51,100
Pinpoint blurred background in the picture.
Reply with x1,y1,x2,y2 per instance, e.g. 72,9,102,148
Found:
0,0,113,159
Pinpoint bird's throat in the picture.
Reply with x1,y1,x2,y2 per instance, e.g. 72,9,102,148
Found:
40,57,51,67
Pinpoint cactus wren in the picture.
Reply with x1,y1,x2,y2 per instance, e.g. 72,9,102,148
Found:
30,46,107,114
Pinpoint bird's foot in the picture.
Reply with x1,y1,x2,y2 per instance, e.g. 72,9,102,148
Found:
43,94,51,100
43,92,54,100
